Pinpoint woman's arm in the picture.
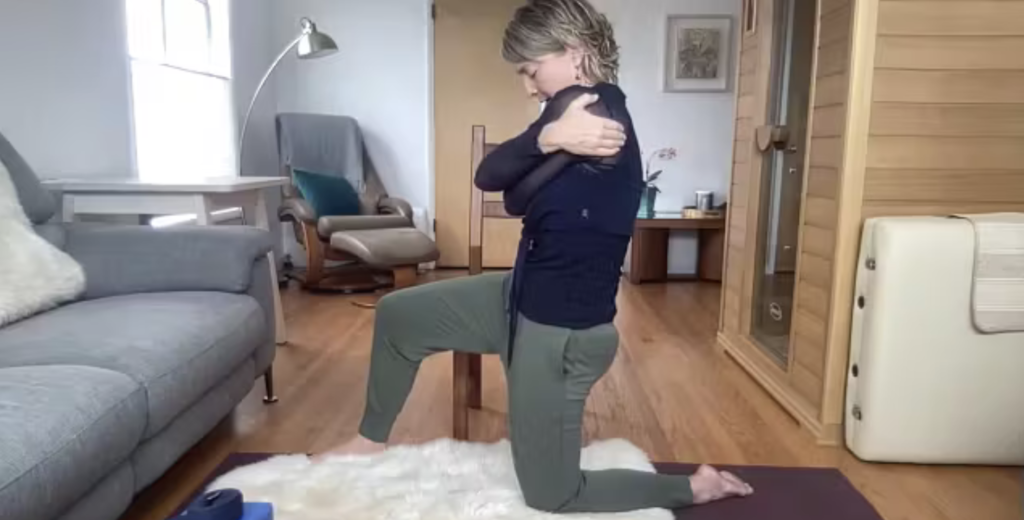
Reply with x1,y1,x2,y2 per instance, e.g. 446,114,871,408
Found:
474,86,624,192
503,152,573,216
503,92,630,216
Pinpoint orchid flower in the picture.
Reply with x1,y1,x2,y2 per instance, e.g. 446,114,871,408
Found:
644,147,678,189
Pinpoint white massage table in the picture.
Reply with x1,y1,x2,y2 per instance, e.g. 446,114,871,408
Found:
845,217,1024,464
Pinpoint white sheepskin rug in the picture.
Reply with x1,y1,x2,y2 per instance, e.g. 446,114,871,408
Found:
209,438,674,520
0,161,84,327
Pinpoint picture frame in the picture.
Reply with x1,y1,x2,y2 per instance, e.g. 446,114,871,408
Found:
663,15,734,93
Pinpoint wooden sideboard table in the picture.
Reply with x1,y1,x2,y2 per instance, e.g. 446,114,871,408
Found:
628,212,727,284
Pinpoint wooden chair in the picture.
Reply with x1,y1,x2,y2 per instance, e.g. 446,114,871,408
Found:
453,125,516,440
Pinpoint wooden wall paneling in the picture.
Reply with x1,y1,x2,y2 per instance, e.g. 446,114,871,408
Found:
873,70,1024,104
735,118,755,141
819,6,853,47
811,105,847,138
867,136,1024,171
821,0,850,17
740,71,758,96
865,169,1024,203
806,167,840,199
788,0,847,396
875,36,1024,70
796,281,831,324
814,73,850,107
793,330,827,379
738,0,777,337
734,140,753,165
866,0,1024,218
870,103,1024,137
817,0,880,442
721,2,761,334
799,252,834,290
805,196,839,229
809,137,845,169
718,331,826,439
817,41,851,77
862,200,1024,219
791,361,825,408
877,1,1024,37
801,225,837,259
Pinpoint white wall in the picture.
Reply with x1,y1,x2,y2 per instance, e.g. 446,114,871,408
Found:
0,0,135,179
594,0,741,274
232,0,286,256
233,0,279,179
271,0,433,213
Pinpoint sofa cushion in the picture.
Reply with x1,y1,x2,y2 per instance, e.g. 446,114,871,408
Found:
0,130,56,225
0,365,146,520
0,291,265,438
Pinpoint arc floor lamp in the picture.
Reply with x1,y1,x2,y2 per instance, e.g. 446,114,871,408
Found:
238,17,338,173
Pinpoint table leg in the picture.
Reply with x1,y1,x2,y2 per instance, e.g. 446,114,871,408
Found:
194,195,212,226
61,194,76,223
254,191,288,345
629,228,670,284
698,228,726,282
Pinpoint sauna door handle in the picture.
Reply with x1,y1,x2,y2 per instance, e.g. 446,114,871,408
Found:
756,125,790,152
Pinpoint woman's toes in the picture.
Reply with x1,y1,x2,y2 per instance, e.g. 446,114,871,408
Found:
719,472,744,495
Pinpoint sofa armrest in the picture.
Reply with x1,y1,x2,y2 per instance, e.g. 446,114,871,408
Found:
279,196,317,224
378,196,413,221
65,225,273,300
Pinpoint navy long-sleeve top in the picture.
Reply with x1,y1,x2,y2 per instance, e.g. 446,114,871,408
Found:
474,83,642,330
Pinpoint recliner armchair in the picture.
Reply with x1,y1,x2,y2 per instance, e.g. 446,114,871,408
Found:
276,113,438,291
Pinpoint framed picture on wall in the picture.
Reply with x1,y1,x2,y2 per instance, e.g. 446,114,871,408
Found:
663,15,733,93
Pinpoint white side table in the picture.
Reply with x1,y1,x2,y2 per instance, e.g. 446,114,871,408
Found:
43,176,290,345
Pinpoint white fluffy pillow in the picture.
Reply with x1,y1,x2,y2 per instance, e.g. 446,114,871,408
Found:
0,162,85,327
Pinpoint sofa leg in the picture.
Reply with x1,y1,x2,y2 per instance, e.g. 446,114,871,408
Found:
263,367,279,404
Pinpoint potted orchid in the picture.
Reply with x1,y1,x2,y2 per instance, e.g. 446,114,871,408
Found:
640,147,677,217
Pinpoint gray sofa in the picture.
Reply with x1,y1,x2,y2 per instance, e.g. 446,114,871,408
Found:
0,131,278,520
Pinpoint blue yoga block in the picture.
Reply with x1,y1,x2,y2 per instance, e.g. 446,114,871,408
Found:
240,503,273,520
174,502,273,520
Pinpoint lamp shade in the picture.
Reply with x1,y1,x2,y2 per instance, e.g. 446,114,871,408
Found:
297,18,338,59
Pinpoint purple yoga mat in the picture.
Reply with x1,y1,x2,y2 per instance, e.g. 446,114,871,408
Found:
174,454,884,520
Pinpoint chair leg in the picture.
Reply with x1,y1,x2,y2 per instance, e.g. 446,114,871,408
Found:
301,223,326,288
468,353,482,410
352,265,419,309
263,366,279,404
453,352,471,440
453,352,484,440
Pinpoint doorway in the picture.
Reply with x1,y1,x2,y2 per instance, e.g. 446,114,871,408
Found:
750,0,816,365
433,0,533,268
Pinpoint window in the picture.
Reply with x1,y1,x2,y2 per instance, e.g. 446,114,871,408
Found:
125,0,236,182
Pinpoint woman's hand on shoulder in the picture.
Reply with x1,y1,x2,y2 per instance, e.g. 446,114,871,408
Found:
538,93,626,157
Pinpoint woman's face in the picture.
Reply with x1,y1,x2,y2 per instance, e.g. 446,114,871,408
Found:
516,50,584,102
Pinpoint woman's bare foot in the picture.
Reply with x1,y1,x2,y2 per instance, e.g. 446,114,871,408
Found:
689,464,754,504
311,435,386,462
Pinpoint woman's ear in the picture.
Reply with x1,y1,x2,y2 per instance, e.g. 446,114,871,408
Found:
569,48,585,68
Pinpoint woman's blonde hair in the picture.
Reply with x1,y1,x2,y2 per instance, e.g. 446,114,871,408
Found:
502,0,620,84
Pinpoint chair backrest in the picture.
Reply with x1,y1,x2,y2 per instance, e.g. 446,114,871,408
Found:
276,112,390,214
469,125,518,275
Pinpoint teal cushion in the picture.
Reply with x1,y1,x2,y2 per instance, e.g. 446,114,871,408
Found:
292,170,361,217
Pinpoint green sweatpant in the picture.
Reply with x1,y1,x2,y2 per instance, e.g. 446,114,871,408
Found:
358,273,694,513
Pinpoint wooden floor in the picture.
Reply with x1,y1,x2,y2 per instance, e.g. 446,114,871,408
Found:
122,273,1021,520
